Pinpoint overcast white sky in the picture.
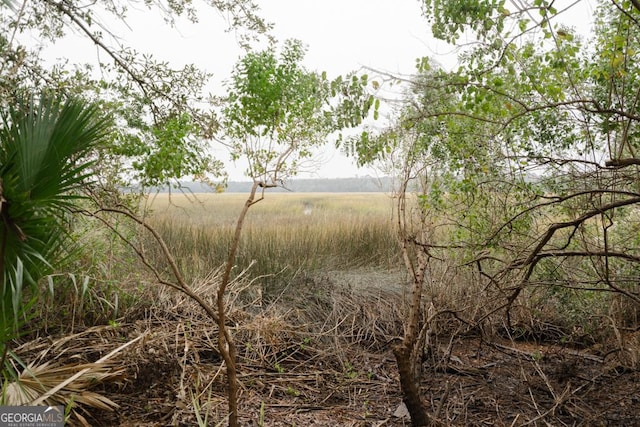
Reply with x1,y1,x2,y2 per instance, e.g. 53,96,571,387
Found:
35,0,595,181
119,0,450,87
33,0,447,181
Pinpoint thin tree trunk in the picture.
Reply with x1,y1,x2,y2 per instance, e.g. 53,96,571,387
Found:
218,181,263,427
393,257,432,426
393,340,431,426
393,173,432,426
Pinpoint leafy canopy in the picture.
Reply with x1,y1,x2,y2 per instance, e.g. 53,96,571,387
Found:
349,0,640,295
222,39,376,184
0,0,272,189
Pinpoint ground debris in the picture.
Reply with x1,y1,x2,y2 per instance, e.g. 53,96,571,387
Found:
14,272,640,427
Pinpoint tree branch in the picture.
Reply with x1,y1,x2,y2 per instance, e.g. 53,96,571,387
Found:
605,158,640,168
84,206,221,323
520,196,640,268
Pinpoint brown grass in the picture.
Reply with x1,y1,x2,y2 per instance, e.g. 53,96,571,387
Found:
10,189,640,426
141,192,400,294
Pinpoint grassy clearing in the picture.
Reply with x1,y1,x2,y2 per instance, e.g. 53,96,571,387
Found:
142,192,400,295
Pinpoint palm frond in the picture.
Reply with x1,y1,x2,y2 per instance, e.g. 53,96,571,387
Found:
6,95,112,205
3,360,123,410
0,94,113,326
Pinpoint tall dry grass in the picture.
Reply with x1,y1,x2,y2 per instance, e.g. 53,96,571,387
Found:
142,192,400,294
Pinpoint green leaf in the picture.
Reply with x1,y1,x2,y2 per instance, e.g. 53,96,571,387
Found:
1,94,111,337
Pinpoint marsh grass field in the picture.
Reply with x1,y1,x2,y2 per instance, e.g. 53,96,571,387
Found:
20,191,640,426
61,190,636,427
143,192,401,293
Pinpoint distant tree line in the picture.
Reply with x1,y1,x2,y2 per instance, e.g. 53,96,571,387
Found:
160,176,394,193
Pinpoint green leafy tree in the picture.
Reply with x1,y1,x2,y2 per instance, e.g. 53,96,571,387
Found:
349,0,640,424
0,0,271,189
218,39,376,426
223,39,375,186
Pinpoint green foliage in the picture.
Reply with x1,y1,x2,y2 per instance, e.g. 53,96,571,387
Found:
588,2,640,160
222,39,376,183
356,1,602,218
0,94,112,353
110,112,221,188
224,40,325,138
0,0,272,190
422,0,508,43
100,62,223,188
349,0,640,339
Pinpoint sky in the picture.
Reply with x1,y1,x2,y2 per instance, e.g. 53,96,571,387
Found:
114,0,450,88
258,1,454,75
34,0,596,181
33,0,448,181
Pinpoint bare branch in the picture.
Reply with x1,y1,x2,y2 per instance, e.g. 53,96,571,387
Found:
605,158,640,168
519,196,640,269
83,206,221,323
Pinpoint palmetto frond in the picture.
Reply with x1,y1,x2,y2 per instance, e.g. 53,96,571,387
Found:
0,94,112,331
1,95,111,208
3,360,123,409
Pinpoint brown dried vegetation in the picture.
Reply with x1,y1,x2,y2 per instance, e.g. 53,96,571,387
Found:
14,267,640,426
9,193,640,426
